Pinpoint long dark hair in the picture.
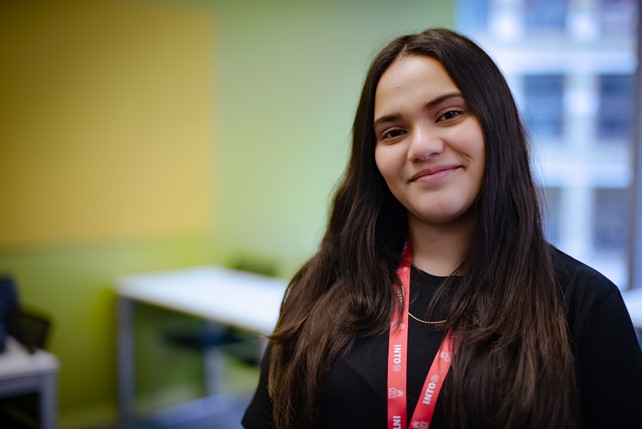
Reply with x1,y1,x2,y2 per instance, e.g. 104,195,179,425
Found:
268,28,577,429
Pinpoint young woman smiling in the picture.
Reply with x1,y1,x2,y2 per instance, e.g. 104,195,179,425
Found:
242,28,642,429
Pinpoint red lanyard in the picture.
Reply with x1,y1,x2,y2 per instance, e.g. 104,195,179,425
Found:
387,242,454,429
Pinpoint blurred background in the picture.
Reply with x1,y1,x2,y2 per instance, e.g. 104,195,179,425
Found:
0,0,639,428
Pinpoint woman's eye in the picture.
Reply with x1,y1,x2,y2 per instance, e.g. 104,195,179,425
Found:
438,110,463,122
382,129,406,139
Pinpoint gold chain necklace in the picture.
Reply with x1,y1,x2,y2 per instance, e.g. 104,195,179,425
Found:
408,311,447,325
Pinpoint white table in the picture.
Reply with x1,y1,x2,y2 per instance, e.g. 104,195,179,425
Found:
0,337,59,429
115,266,287,428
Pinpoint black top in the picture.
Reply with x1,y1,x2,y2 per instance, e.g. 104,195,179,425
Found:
242,248,642,428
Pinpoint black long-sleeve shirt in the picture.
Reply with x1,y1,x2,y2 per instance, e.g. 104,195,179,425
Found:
243,248,642,428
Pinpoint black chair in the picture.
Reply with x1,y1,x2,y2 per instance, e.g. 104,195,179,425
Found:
0,276,54,429
0,276,51,355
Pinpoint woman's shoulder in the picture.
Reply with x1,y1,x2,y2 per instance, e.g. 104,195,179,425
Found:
549,249,642,428
549,245,619,300
548,246,634,344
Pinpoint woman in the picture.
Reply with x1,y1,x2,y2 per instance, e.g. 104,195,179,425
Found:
242,28,642,429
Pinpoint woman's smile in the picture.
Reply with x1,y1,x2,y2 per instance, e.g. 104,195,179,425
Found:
409,165,461,186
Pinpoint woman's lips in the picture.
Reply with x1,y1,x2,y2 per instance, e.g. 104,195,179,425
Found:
409,165,460,183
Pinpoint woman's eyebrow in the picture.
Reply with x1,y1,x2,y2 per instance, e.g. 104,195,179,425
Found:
373,113,402,129
373,92,464,128
425,92,464,110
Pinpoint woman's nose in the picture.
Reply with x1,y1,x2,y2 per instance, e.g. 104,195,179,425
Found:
407,127,444,162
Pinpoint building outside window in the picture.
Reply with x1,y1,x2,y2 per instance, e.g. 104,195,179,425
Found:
593,188,630,252
601,0,638,35
541,186,562,245
523,0,568,32
523,74,565,137
598,74,633,140
456,0,638,289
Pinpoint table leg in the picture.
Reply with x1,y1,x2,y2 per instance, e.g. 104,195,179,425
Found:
203,321,224,396
40,372,57,429
117,297,135,428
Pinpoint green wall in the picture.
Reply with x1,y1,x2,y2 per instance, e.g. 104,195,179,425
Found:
212,0,454,276
0,1,453,427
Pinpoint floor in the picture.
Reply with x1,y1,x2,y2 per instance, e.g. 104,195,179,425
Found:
100,394,252,429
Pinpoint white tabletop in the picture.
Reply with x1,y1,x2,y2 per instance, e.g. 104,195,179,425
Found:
116,266,288,336
0,337,59,380
115,265,642,335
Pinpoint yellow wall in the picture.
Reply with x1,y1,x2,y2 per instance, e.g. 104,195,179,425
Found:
0,1,218,426
0,0,213,246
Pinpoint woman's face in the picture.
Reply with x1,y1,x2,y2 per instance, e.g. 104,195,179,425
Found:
374,55,485,230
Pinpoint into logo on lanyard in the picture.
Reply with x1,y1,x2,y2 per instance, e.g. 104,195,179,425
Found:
387,242,454,429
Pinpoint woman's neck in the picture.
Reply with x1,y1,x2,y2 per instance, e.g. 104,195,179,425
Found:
408,215,473,277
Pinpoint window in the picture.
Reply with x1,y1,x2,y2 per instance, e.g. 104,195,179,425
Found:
593,188,630,253
597,74,634,140
524,0,568,32
455,0,489,34
523,75,565,138
456,0,638,289
541,187,562,245
600,0,638,36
